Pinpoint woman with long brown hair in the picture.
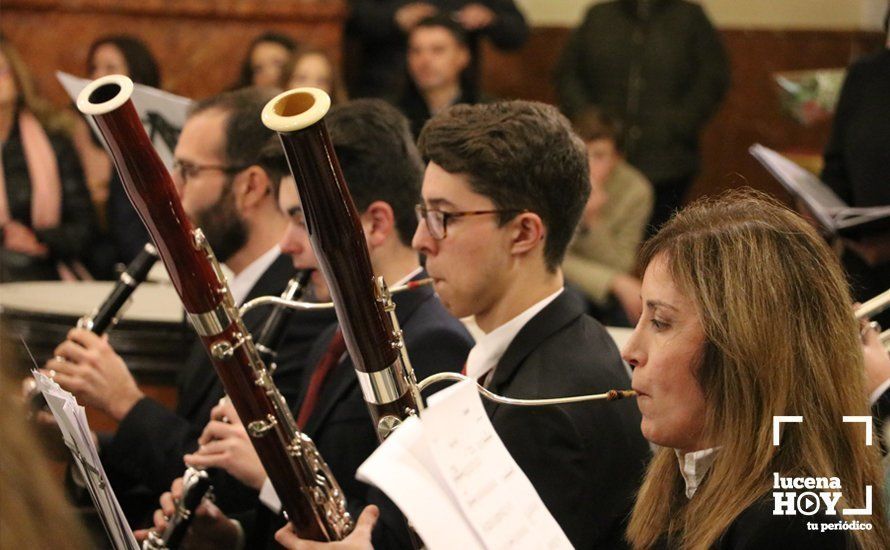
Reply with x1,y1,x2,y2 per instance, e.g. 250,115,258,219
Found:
624,189,888,549
0,38,97,281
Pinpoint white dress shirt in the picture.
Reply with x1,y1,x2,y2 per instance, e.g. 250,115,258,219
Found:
464,288,563,386
675,447,720,499
228,245,281,306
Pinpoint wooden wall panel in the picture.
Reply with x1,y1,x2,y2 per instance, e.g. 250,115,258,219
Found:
1,1,883,206
479,28,885,204
1,0,346,104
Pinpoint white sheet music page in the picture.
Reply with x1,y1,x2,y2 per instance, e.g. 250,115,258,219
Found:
33,370,139,550
356,379,572,550
56,71,193,170
357,414,485,549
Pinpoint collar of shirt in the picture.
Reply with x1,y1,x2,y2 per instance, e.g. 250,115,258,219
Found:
464,288,563,384
870,378,890,406
228,245,281,306
675,447,720,499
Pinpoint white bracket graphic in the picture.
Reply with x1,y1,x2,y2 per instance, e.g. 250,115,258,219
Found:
842,416,873,446
772,416,802,446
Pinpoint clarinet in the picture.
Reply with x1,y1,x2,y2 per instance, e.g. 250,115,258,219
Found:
81,243,160,334
77,75,352,542
143,467,212,550
29,243,159,414
262,88,423,441
144,271,315,550
254,270,312,368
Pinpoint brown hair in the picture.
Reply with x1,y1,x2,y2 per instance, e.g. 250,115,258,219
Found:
0,38,73,135
189,86,279,168
418,101,590,270
279,46,347,105
627,189,888,549
572,107,621,149
0,371,91,549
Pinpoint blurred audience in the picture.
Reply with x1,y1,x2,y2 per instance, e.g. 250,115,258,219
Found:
821,11,890,326
280,46,348,104
0,39,97,282
556,0,729,236
346,0,528,100
231,32,297,89
76,35,158,274
398,15,477,138
563,109,652,326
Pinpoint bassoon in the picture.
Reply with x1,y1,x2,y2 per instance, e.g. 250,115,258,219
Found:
261,89,637,434
144,270,314,550
262,88,424,441
77,75,351,542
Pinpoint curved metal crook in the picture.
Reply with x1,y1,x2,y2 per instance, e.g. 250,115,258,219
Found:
416,372,636,407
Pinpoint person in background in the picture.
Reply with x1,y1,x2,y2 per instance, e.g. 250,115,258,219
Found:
556,0,729,236
346,0,527,100
820,8,890,327
76,35,159,273
232,32,297,89
398,15,476,138
280,46,348,104
0,38,97,282
563,108,653,326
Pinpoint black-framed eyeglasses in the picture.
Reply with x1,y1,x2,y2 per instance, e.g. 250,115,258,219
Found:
172,159,249,183
415,204,529,240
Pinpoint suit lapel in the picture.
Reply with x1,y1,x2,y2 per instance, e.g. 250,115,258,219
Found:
483,291,585,419
180,254,295,418
302,270,433,432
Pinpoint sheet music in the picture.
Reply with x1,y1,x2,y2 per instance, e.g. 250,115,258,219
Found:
749,144,890,234
357,380,572,550
33,370,139,550
56,71,193,170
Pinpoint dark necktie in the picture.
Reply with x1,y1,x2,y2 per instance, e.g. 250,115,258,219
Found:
297,329,346,429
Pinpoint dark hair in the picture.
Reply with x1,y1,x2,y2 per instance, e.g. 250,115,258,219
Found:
279,46,348,105
325,99,424,246
572,108,622,150
258,136,291,195
87,35,160,87
418,101,590,270
412,14,469,47
233,32,297,89
190,87,279,170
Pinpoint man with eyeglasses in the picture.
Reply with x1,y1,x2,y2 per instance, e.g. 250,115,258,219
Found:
276,100,651,549
44,87,335,524
408,101,650,548
140,99,473,549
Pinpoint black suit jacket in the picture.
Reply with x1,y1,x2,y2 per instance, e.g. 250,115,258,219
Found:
251,270,474,548
301,274,472,501
102,254,335,515
483,290,649,549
